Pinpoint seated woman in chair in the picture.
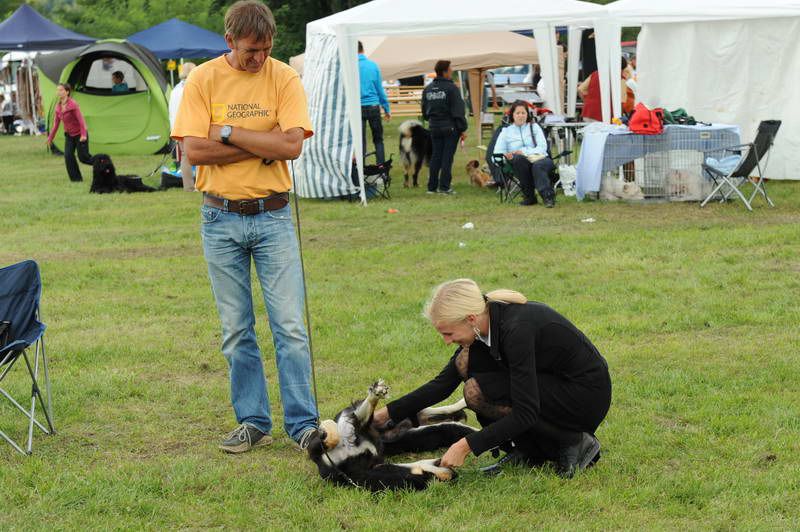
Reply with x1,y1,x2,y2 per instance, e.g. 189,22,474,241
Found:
493,100,556,207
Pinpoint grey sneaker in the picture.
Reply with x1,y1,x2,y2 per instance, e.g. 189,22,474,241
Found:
296,426,320,451
438,188,457,195
219,423,273,454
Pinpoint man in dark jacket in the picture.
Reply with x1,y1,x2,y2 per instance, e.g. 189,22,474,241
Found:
422,60,467,194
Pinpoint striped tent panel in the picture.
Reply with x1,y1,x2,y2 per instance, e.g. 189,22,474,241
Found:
294,33,357,199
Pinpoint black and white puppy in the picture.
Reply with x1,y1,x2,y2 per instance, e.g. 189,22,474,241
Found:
90,154,156,194
398,120,432,188
306,380,476,492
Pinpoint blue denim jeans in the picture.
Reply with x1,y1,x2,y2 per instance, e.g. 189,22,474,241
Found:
200,203,317,441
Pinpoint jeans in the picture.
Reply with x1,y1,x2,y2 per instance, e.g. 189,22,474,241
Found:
428,127,460,192
64,133,92,182
510,155,555,203
200,203,317,440
361,105,385,164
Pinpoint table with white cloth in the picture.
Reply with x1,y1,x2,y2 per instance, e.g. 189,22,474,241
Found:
576,123,741,200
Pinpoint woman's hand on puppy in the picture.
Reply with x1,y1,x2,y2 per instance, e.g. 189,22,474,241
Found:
372,406,390,428
440,437,471,469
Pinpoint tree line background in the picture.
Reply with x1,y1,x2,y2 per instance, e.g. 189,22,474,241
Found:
1,0,622,62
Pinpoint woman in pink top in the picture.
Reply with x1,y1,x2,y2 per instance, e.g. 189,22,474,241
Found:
46,83,92,182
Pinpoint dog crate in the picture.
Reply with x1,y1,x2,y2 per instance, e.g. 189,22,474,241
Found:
601,126,740,201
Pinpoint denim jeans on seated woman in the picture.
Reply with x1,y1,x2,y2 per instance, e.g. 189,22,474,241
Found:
200,203,318,440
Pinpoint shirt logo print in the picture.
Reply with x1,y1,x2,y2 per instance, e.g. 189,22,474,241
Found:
212,102,271,122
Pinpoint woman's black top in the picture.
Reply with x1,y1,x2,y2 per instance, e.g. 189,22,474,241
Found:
386,301,609,456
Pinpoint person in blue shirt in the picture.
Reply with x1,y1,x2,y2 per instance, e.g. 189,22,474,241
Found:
493,100,555,207
358,41,391,164
111,71,129,93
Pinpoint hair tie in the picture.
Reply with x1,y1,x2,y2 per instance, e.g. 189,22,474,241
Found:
482,293,489,303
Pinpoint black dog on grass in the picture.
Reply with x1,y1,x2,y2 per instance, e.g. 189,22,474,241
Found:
306,380,476,491
90,154,156,194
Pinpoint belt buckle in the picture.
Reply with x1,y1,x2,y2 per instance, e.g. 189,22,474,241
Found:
238,200,258,215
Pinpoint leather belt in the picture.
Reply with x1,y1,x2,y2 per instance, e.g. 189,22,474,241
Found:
203,192,288,215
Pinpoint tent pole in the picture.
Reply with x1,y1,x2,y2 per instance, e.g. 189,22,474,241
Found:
335,28,367,206
26,59,38,136
467,69,483,144
567,26,581,117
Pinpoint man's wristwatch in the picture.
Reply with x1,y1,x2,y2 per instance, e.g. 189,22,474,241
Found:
220,125,233,145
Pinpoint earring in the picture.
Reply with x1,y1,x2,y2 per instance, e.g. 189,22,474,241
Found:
472,326,482,339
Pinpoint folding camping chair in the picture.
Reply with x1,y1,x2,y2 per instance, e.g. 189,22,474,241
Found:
0,260,55,454
700,120,781,211
486,123,522,203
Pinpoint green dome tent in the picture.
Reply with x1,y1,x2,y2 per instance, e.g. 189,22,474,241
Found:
37,40,170,155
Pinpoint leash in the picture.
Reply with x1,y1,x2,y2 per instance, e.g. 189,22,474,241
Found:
145,144,172,178
289,160,364,491
289,160,321,424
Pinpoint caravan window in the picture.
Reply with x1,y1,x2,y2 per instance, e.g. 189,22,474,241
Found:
82,57,147,93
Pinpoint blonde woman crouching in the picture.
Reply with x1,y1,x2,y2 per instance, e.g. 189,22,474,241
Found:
372,279,612,478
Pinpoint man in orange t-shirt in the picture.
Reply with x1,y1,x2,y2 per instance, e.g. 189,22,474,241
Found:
171,0,318,454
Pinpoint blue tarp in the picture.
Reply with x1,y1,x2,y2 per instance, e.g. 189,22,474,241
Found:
128,18,228,59
0,4,94,51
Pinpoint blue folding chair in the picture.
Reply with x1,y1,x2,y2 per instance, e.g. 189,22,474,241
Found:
0,260,55,454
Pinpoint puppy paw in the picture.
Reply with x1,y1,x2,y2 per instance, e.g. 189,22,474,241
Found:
369,379,390,399
432,467,455,482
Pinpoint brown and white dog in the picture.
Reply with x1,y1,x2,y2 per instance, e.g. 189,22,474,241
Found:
466,160,494,188
305,380,475,491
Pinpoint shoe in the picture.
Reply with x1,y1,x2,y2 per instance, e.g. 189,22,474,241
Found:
438,188,457,195
219,423,272,454
295,426,320,451
544,197,556,208
555,433,600,479
426,190,437,195
480,449,544,476
519,198,537,206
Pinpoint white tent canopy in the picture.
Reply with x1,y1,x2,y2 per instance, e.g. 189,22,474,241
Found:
296,0,604,203
291,31,540,80
595,0,800,180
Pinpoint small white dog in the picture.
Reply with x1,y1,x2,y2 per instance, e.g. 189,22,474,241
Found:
600,174,645,201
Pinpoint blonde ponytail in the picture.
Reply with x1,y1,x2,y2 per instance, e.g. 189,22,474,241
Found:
485,289,527,305
424,279,527,324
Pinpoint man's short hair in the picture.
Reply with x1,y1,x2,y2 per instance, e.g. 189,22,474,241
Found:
434,60,451,77
112,71,124,81
225,0,277,42
358,41,364,53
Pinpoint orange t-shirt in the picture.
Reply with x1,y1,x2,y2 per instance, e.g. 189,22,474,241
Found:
171,55,313,199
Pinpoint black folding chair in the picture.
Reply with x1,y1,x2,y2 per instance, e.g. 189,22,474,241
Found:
486,124,522,203
701,120,781,211
0,260,55,454
351,152,393,200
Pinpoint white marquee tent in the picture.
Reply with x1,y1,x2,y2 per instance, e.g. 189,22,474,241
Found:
291,31,541,80
595,0,800,180
295,0,604,203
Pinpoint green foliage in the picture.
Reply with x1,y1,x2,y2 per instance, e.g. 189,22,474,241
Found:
6,0,369,62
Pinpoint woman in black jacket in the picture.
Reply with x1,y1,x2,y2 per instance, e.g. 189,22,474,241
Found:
373,279,612,478
421,60,467,194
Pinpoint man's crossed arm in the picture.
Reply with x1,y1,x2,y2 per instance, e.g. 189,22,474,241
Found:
183,125,305,166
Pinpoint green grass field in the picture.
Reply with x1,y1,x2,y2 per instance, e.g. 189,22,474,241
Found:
1,125,799,530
